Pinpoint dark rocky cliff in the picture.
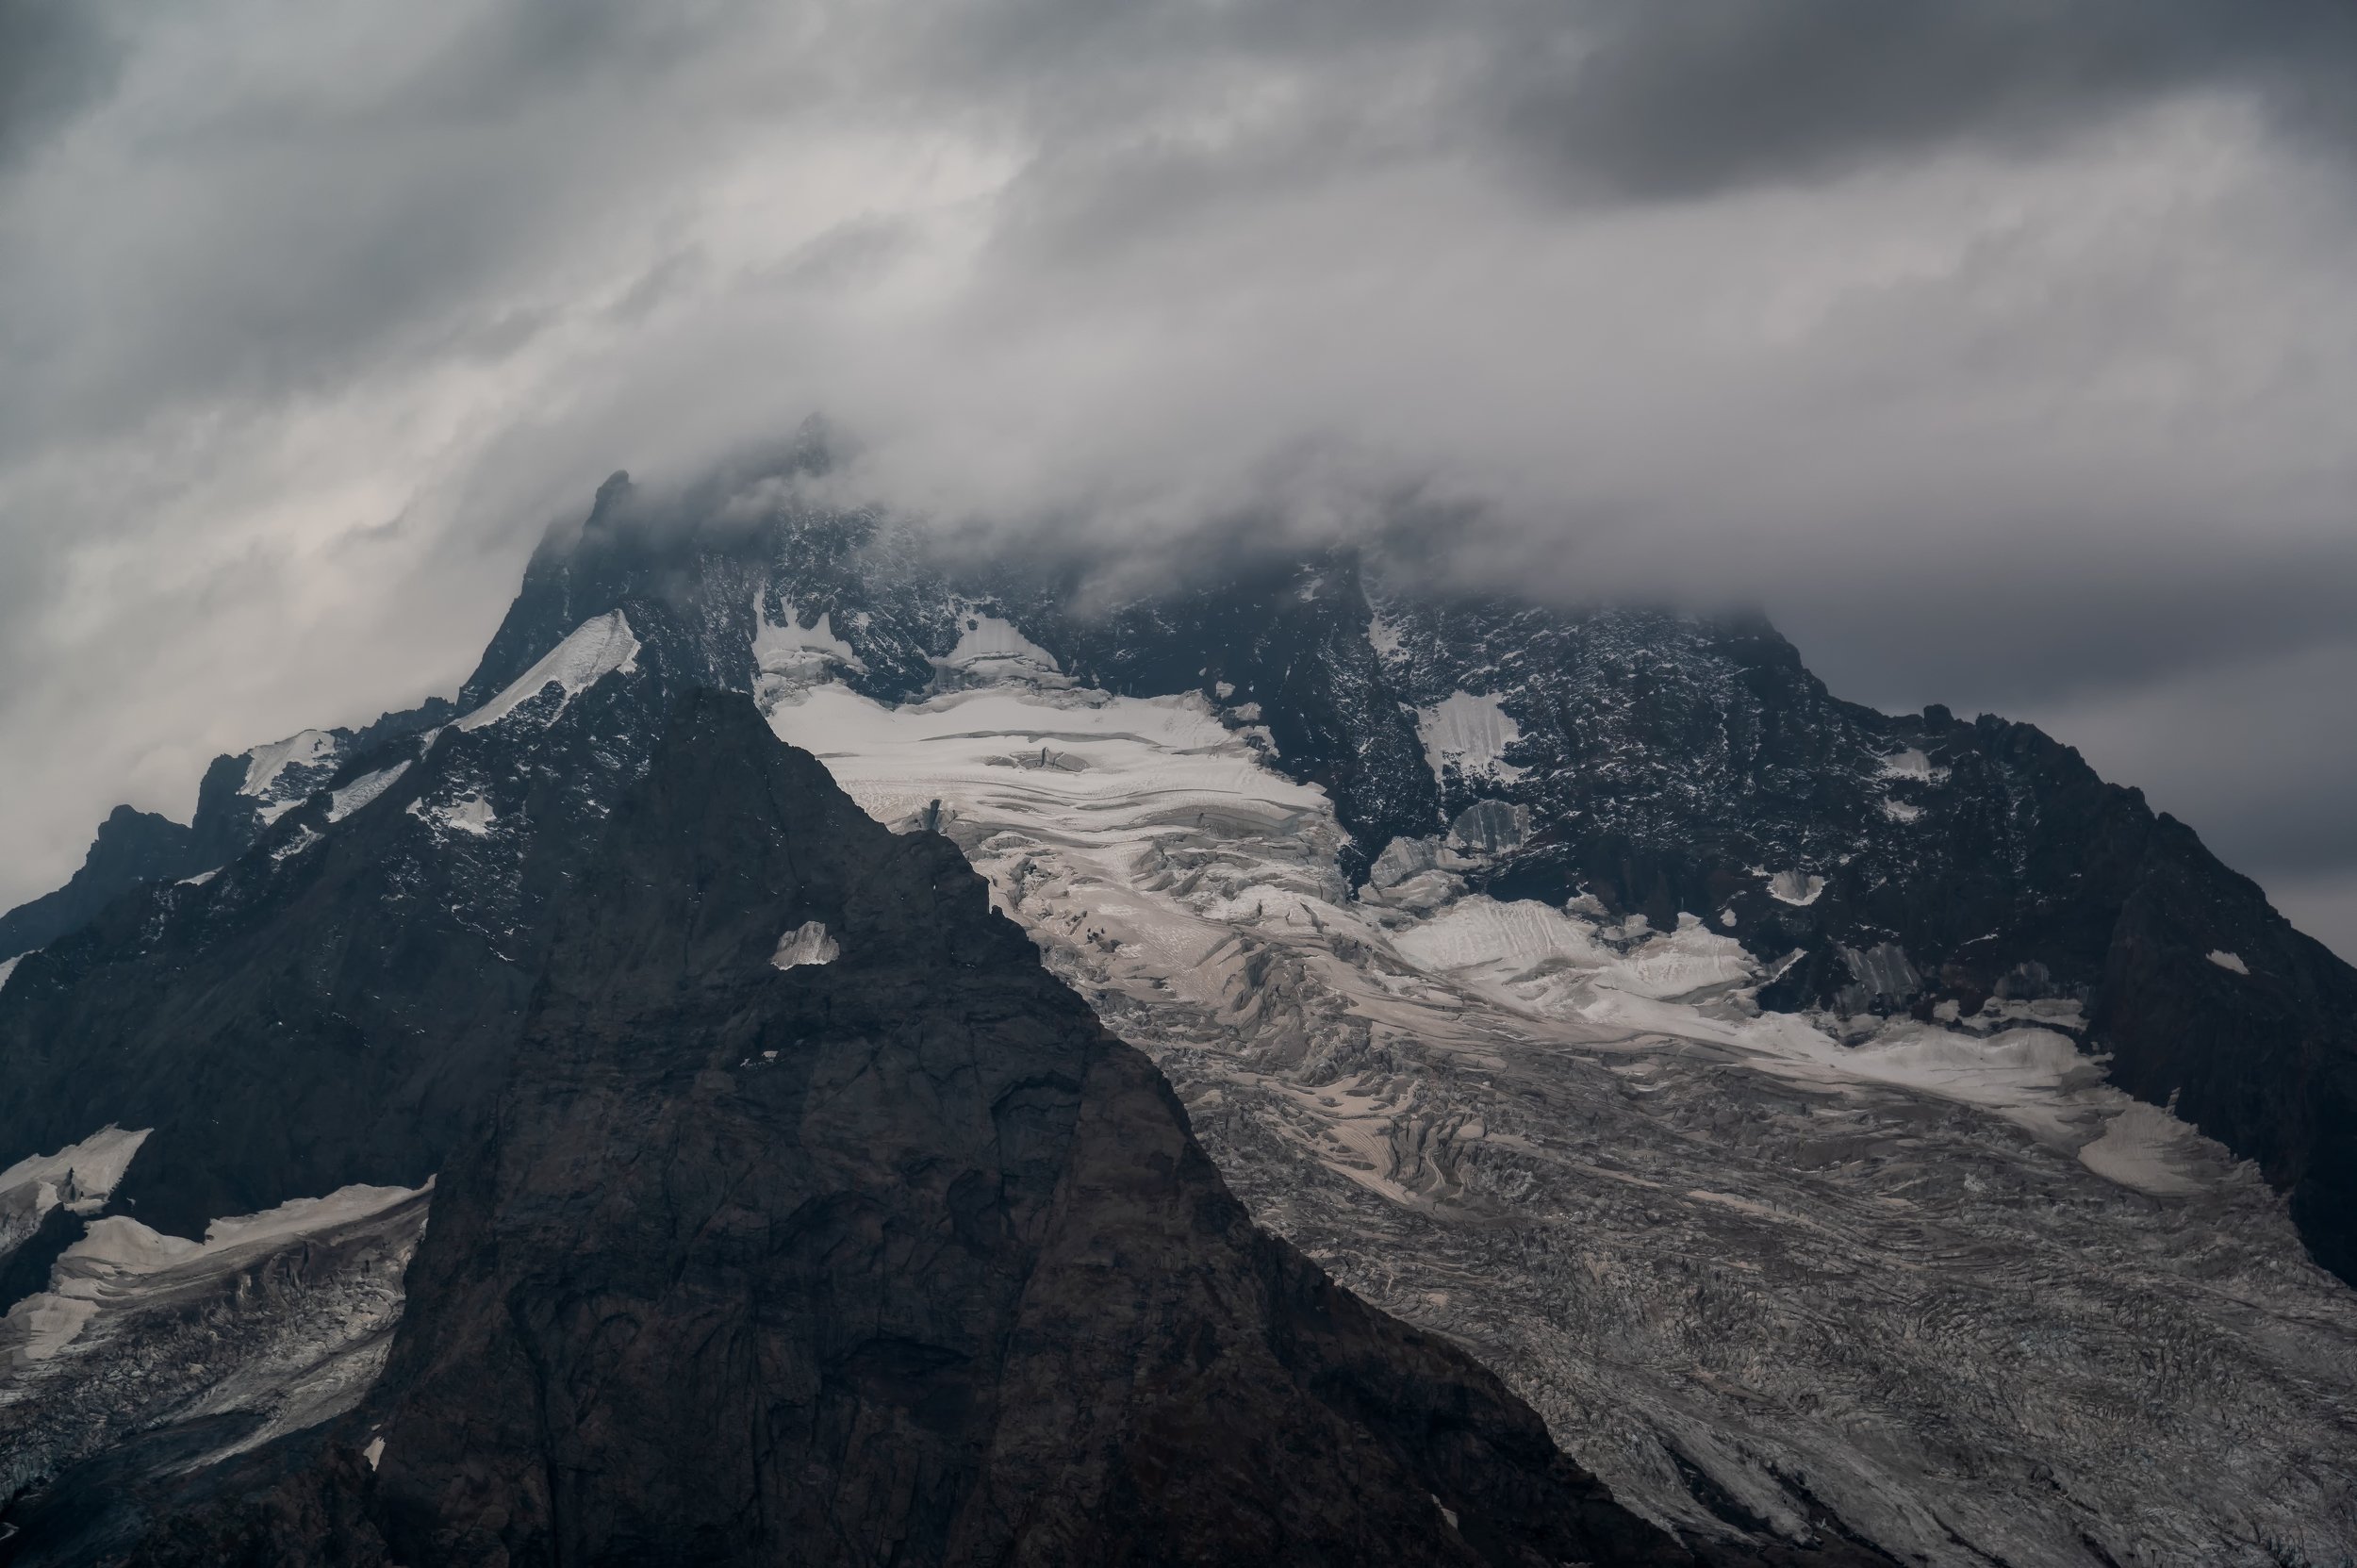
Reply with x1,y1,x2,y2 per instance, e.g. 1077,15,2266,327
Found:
8,692,1874,1566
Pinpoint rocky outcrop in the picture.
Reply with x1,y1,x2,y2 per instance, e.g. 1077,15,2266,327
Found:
8,692,1867,1565
0,809,206,963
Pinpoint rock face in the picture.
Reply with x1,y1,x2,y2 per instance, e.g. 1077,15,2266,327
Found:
11,692,1838,1567
0,809,209,964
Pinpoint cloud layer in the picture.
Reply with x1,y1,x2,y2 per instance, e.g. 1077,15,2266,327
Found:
3,0,2353,956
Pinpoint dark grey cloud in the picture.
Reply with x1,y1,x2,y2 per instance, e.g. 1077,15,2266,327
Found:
1492,0,2357,198
0,0,121,167
0,0,2353,962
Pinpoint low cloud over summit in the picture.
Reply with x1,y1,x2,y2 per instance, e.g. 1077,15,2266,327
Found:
3,0,2354,951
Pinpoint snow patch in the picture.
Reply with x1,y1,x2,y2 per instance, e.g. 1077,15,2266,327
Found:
752,593,866,686
407,795,496,835
0,954,19,993
1366,613,1405,660
1881,800,1923,823
270,825,324,862
1414,692,1526,785
0,1126,152,1259
940,614,1059,680
2077,1102,2206,1197
176,868,218,886
1877,748,1947,783
2206,949,2249,975
326,762,411,823
364,1436,386,1471
771,920,840,969
456,611,640,732
1765,869,1824,906
240,731,338,796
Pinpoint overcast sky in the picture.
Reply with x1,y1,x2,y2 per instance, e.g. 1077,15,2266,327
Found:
3,0,2354,958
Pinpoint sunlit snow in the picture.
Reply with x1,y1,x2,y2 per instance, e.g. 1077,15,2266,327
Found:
2207,949,2250,975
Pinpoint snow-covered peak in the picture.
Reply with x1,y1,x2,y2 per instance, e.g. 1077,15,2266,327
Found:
456,611,640,733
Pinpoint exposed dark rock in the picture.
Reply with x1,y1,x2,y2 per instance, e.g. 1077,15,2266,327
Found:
10,692,1879,1565
0,809,205,962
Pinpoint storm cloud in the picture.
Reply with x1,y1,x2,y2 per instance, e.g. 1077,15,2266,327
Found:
2,0,2353,956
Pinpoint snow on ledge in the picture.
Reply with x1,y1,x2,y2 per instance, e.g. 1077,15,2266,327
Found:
2206,949,2249,975
941,613,1059,678
1765,869,1824,906
407,795,496,836
0,1126,152,1259
772,920,840,970
753,593,867,681
457,611,640,732
1415,692,1527,785
0,954,20,994
326,761,411,823
240,730,338,796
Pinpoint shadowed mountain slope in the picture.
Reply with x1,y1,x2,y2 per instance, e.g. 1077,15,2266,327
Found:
8,692,1876,1566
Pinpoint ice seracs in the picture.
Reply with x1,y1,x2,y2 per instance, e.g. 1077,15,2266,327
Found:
744,615,2350,1563
455,610,639,732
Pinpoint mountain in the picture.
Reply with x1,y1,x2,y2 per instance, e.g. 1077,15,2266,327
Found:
2,691,1867,1567
3,456,2355,1564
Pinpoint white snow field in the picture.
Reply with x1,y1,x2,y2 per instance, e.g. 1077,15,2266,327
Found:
761,635,2357,1567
